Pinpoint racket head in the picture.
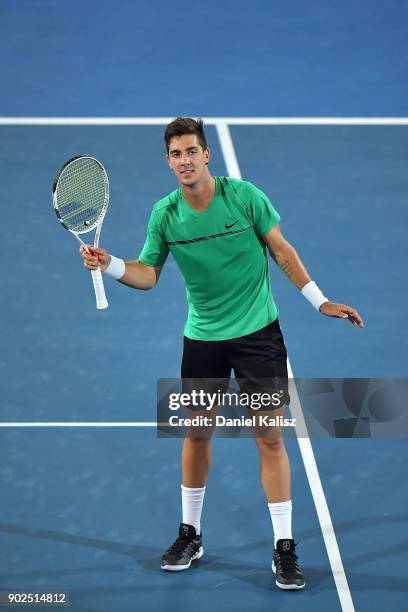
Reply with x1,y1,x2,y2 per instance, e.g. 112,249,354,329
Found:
52,155,109,234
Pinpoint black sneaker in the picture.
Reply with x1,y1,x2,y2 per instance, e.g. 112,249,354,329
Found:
272,539,305,590
161,523,204,571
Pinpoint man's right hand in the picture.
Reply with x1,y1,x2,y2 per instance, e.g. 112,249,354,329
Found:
79,246,161,290
80,244,111,273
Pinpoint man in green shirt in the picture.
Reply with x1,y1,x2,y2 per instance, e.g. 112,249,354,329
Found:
81,117,363,590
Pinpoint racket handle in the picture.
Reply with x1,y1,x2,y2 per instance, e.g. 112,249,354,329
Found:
91,268,109,309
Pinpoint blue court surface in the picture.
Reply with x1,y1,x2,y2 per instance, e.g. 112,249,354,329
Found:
0,2,407,612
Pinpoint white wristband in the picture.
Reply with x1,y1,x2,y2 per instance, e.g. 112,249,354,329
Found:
104,255,125,280
301,281,329,311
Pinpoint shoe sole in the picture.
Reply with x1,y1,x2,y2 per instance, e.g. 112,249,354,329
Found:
271,561,306,590
161,547,204,571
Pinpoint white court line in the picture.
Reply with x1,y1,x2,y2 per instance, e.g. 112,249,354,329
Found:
216,121,355,612
0,116,407,125
0,422,157,427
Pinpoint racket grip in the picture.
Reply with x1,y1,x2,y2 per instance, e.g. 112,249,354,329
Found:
91,268,109,309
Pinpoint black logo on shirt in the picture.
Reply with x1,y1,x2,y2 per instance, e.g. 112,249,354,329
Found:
225,220,239,229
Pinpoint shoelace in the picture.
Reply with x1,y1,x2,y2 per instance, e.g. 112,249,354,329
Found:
275,541,301,572
166,535,193,554
276,551,300,572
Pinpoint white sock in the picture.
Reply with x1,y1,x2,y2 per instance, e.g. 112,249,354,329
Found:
181,484,206,535
268,500,293,546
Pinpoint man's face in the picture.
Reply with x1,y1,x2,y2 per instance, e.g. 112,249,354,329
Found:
167,134,210,186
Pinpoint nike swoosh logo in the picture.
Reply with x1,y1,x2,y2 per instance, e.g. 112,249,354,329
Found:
225,220,239,229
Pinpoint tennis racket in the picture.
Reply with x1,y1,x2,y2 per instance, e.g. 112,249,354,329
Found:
52,155,109,309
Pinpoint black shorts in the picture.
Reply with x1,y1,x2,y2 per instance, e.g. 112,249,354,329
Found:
181,319,290,411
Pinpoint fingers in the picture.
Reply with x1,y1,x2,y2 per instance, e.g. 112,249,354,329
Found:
80,244,100,270
349,315,364,328
83,254,100,270
79,243,92,254
322,301,364,328
340,305,364,328
89,246,105,255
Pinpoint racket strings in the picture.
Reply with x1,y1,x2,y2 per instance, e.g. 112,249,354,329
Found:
55,158,107,232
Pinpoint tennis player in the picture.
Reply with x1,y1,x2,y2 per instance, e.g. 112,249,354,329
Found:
81,117,363,590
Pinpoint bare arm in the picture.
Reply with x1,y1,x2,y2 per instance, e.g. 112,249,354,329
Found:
80,244,161,290
262,225,364,327
118,259,162,290
262,224,311,289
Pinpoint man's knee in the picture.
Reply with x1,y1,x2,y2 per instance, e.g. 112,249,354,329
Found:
255,435,285,454
184,436,212,451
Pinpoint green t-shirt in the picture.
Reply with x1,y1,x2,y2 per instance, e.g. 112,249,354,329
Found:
139,176,281,340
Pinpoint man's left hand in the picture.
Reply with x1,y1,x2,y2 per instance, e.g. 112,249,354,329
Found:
319,302,364,328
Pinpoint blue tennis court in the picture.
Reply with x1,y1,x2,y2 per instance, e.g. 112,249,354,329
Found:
0,2,407,611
